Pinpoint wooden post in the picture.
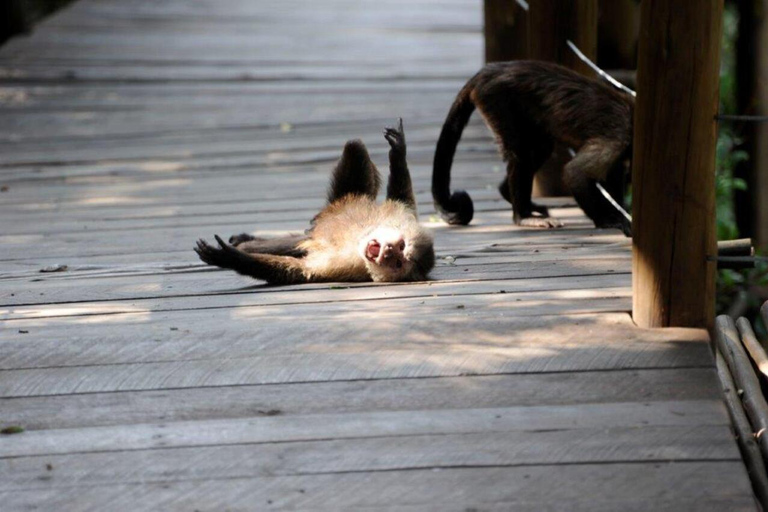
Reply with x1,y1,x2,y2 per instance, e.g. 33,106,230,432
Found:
760,8,768,252
632,0,723,328
529,0,598,197
484,0,528,63
734,0,768,252
529,0,598,78
597,0,639,70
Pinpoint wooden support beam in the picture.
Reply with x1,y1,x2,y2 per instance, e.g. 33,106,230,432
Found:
631,0,722,328
529,0,598,78
734,0,768,252
597,0,639,70
528,0,598,197
483,0,529,63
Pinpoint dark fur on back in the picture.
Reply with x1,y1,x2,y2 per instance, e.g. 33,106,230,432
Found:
432,60,634,235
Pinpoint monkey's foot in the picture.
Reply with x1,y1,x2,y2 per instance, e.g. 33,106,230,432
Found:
384,118,406,157
195,235,243,269
531,203,550,217
517,217,564,229
229,233,258,246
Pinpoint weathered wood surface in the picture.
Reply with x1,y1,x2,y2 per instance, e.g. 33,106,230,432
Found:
0,0,754,510
631,0,722,328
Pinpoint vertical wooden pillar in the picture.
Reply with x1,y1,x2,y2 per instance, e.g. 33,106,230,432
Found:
597,0,639,70
528,0,598,196
735,0,768,252
484,0,529,63
760,6,768,252
529,0,598,78
632,0,723,328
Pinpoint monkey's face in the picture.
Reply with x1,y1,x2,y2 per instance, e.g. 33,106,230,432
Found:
360,226,414,282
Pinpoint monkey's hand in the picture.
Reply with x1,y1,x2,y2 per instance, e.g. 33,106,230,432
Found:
384,118,406,161
195,235,244,269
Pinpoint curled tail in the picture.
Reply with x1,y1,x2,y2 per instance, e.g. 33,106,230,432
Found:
432,75,478,225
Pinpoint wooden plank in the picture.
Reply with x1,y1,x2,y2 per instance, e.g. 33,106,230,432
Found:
0,463,755,512
0,312,705,370
0,321,710,398
0,367,723,430
0,221,613,263
0,164,498,207
0,236,621,280
0,400,729,458
0,259,631,307
0,155,495,198
0,194,510,235
0,426,740,491
0,273,632,321
0,120,489,167
0,231,623,272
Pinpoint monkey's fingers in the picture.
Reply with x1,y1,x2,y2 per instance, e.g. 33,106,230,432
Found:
195,239,218,265
195,238,239,269
195,239,212,253
214,234,237,253
383,128,405,149
397,117,404,135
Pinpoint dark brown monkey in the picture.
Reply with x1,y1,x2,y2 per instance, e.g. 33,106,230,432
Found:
195,120,435,284
432,60,633,236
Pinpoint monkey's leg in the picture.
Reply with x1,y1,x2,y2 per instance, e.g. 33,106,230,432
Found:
498,176,550,216
384,118,417,212
563,141,631,236
603,160,627,207
233,234,309,257
195,236,308,284
507,144,561,229
327,139,382,204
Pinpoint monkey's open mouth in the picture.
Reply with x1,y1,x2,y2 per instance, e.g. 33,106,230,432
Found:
366,240,381,262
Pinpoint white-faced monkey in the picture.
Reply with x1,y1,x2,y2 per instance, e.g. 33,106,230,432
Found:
195,119,435,284
432,60,633,236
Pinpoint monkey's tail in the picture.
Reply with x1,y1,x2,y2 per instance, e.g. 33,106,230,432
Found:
431,74,478,225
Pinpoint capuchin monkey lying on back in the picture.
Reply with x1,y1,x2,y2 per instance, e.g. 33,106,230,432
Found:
195,119,435,284
432,60,633,236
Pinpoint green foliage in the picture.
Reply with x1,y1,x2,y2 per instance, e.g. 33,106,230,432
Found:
715,3,768,338
716,2,742,243
715,132,748,241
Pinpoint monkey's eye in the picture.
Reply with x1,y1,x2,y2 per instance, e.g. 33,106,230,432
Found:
396,260,403,269
399,241,405,251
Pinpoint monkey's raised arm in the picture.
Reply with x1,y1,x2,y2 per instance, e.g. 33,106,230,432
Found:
195,236,308,285
384,119,417,213
327,139,381,204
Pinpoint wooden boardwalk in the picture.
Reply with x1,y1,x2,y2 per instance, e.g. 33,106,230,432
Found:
0,0,757,510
